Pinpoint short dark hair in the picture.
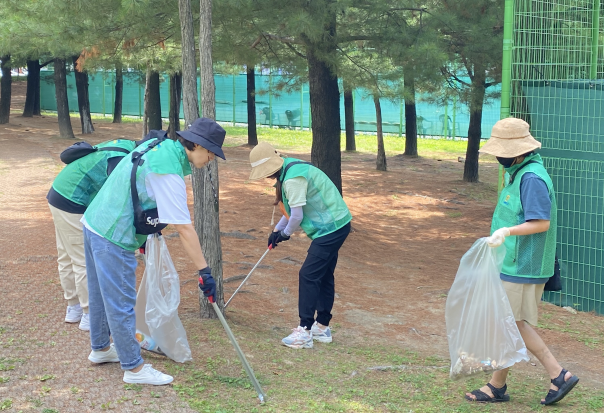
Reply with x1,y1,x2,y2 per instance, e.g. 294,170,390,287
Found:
178,136,197,151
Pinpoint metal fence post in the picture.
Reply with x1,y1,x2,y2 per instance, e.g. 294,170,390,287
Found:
590,0,600,79
300,84,304,129
111,71,115,117
452,95,457,139
399,98,403,137
268,71,273,128
444,104,448,139
232,73,236,126
102,75,106,117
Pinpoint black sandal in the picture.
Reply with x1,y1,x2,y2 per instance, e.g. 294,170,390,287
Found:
465,383,510,403
541,368,579,405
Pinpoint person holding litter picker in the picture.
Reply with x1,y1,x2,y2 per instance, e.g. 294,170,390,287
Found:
81,118,225,385
48,138,136,331
248,143,352,349
465,118,578,405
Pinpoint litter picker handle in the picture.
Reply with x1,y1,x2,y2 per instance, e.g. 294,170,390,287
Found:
224,248,271,308
211,301,266,403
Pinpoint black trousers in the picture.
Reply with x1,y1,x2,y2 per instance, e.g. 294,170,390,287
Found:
298,222,351,330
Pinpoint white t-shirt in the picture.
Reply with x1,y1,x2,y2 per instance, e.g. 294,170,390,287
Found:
82,173,191,234
145,173,191,224
283,176,308,207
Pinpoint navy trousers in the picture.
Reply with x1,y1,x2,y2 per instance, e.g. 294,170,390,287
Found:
298,222,351,330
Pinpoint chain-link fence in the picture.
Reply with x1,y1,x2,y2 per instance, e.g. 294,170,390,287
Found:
506,0,604,314
40,70,501,139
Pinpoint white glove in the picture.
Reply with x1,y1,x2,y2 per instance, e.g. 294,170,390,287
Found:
486,227,510,247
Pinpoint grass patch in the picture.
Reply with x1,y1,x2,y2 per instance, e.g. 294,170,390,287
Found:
165,322,603,413
39,111,475,158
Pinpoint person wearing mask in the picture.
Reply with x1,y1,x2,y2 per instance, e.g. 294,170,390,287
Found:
47,139,135,331
465,117,579,405
248,143,352,349
81,119,225,385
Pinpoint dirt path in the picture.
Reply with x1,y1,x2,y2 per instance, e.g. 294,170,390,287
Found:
1,82,603,412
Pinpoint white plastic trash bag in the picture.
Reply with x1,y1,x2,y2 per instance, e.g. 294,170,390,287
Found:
134,234,192,363
445,238,528,379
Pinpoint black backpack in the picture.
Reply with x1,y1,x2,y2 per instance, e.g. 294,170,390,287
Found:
60,141,131,164
130,135,169,236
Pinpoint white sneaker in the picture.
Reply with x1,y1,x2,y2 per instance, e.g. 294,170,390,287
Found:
88,343,120,363
78,313,90,331
281,326,313,349
65,304,83,323
123,364,173,385
311,321,332,343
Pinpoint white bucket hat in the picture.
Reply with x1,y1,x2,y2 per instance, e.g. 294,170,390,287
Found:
248,142,284,180
480,117,542,158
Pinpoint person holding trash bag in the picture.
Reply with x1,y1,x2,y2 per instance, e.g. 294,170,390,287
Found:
81,119,225,385
248,142,352,349
48,139,136,331
465,117,578,405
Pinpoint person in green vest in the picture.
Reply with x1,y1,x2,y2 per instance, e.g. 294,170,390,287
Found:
81,119,225,385
248,142,352,349
465,118,579,405
47,139,135,331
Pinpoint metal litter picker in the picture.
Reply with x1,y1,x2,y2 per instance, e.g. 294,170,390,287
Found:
225,246,272,308
209,296,267,403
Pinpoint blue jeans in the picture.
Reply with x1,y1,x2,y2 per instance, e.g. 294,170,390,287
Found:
84,227,143,370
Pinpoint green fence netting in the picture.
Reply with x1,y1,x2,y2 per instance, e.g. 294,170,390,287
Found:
508,0,604,314
39,70,501,139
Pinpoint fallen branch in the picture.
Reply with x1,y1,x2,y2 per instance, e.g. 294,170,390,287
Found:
367,365,447,371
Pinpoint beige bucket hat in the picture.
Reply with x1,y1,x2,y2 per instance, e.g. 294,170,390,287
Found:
480,117,542,158
249,142,285,180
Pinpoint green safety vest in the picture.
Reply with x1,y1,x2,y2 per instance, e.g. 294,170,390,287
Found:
84,138,192,251
280,158,352,240
491,153,557,279
51,139,136,207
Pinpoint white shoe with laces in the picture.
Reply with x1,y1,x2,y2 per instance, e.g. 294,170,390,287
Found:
311,321,332,343
78,313,90,331
281,326,313,349
88,343,120,363
123,364,173,385
65,304,83,323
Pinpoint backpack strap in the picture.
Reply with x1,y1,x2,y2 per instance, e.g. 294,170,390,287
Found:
280,161,312,183
130,138,166,214
98,146,131,155
509,160,539,185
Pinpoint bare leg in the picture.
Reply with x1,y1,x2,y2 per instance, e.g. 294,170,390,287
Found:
466,320,572,401
516,320,572,402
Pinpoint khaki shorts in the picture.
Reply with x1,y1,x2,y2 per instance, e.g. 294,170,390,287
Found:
502,281,546,326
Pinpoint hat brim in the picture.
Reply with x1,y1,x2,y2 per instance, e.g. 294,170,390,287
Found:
249,157,284,180
479,134,542,158
176,130,226,160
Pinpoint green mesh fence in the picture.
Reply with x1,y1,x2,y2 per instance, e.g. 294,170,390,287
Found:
39,70,501,139
506,0,604,314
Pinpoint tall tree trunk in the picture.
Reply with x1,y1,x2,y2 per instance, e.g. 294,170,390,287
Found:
23,59,41,117
247,67,258,146
178,0,200,124
72,56,94,134
0,55,11,124
53,58,75,139
374,95,387,171
343,81,355,151
146,70,162,131
113,62,123,123
463,65,486,183
168,72,182,139
197,0,224,318
305,8,342,193
142,70,149,137
403,72,418,157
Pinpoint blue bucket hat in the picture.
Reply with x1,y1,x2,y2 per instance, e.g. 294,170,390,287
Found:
176,118,226,160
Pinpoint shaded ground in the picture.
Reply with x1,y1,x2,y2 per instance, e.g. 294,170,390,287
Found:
1,82,603,412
